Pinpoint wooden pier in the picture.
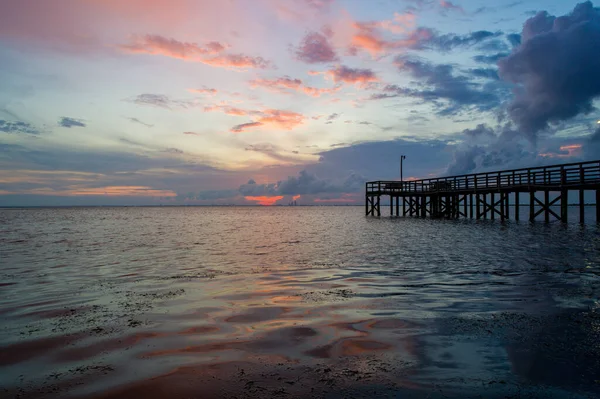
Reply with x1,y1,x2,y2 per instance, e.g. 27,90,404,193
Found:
366,160,600,223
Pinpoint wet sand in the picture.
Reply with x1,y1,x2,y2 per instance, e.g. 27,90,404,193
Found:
1,207,600,398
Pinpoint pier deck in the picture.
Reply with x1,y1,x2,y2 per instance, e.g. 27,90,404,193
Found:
366,160,600,222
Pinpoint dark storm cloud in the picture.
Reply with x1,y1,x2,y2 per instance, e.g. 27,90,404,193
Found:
313,138,454,181
506,33,521,47
237,170,366,196
238,179,278,196
463,124,497,139
427,30,502,52
473,52,509,64
276,170,363,195
0,119,40,135
377,57,505,115
58,117,86,128
468,68,500,80
583,128,600,159
445,123,599,176
498,1,600,136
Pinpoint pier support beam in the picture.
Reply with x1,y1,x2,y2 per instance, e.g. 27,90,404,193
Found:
515,192,520,221
544,190,550,223
469,194,474,218
561,188,568,223
530,191,535,222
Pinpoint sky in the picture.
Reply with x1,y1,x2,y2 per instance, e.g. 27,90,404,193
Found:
1,0,600,206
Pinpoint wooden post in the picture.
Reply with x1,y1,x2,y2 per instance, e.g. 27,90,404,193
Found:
530,191,535,222
483,194,488,219
515,192,520,221
403,196,407,216
580,189,585,224
469,193,474,218
500,193,505,222
452,195,456,219
490,192,495,220
396,196,399,216
560,169,567,223
505,193,510,220
409,197,414,217
544,190,550,223
560,191,568,223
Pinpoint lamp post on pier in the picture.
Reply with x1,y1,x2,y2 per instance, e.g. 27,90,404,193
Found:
400,155,406,186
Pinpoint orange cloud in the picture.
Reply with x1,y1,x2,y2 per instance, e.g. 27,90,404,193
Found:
120,34,226,58
250,76,339,97
204,105,250,116
229,109,305,132
188,87,217,95
257,109,305,130
292,195,301,201
119,34,272,70
539,144,583,158
245,195,284,205
349,14,432,56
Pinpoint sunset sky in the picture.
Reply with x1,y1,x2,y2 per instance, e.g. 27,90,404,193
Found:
1,0,600,206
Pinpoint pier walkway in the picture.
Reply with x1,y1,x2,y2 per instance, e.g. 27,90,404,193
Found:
366,160,600,223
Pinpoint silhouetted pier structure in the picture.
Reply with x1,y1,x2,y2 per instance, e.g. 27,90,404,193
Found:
366,160,600,223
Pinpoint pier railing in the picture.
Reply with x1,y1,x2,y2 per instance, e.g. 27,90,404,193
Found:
366,160,600,195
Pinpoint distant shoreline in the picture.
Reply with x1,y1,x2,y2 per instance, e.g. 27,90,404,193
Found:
1,204,597,210
0,204,364,209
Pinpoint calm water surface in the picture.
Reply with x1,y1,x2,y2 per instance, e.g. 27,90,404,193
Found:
1,207,600,398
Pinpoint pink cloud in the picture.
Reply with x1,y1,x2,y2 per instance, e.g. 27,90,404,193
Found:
201,54,272,69
348,14,432,56
120,35,226,58
120,34,272,70
257,109,305,130
228,109,306,132
295,31,339,64
324,65,378,87
188,87,218,95
249,76,340,97
440,0,465,13
303,0,335,10
204,105,251,116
